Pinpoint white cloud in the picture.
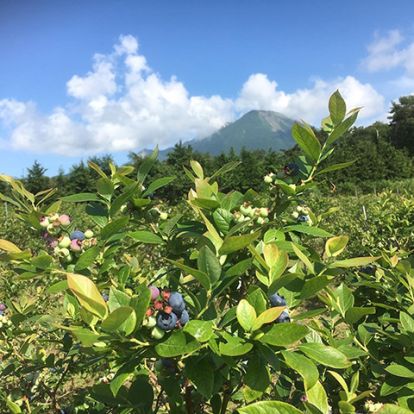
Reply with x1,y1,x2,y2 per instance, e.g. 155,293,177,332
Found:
0,35,386,156
236,73,384,123
362,30,414,77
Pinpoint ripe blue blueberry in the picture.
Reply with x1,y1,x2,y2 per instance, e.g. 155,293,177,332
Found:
70,230,85,241
269,293,286,307
298,215,310,223
180,309,190,326
102,293,109,302
168,292,185,314
156,311,178,331
284,162,299,176
276,310,291,323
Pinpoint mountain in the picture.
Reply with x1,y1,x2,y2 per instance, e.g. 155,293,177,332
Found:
188,110,295,155
140,110,296,159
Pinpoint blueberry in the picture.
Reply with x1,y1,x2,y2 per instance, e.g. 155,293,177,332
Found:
276,310,290,323
360,265,376,275
149,286,160,301
156,311,178,331
0,303,6,312
180,310,190,326
168,292,185,314
70,230,85,241
298,215,310,223
102,293,109,302
269,293,286,307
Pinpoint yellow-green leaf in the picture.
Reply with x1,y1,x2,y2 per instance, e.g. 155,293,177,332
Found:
325,236,349,257
67,273,108,319
237,299,257,332
0,239,21,253
252,307,285,331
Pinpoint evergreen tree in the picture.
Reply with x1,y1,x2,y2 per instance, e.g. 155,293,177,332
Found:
389,95,414,155
25,161,50,194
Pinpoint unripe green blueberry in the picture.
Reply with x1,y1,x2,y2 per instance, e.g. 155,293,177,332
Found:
260,207,269,217
59,248,70,257
239,204,250,216
84,229,94,239
151,326,165,339
159,212,169,220
264,174,274,184
40,217,50,228
59,236,71,248
120,204,127,213
292,211,299,219
236,214,246,223
146,316,156,328
257,217,265,225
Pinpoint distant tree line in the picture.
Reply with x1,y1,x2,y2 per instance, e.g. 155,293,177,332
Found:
2,95,414,202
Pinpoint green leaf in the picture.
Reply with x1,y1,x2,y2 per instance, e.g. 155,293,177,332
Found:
209,160,241,180
282,351,319,390
46,280,68,294
184,320,214,342
61,193,102,203
245,353,270,392
219,334,253,356
74,246,100,271
213,208,233,234
85,203,108,227
219,232,260,255
65,326,101,347
185,357,214,398
168,259,210,290
377,405,414,414
237,299,257,332
385,364,414,378
0,239,21,253
325,236,348,257
345,307,376,324
67,273,108,319
101,306,137,335
291,122,321,162
110,372,132,397
300,275,331,299
137,146,158,184
329,90,346,125
142,176,176,197
306,380,329,414
284,225,333,238
190,160,204,179
259,323,309,347
101,217,129,240
6,398,22,413
155,331,201,357
128,230,164,244
299,343,351,369
108,287,130,311
238,401,303,414
326,111,359,147
198,246,222,284
130,285,151,328
400,312,414,333
252,307,285,331
96,177,114,197
315,161,355,177
330,256,380,268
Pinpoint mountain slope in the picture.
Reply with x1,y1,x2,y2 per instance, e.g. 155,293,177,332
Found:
189,110,295,155
140,110,296,159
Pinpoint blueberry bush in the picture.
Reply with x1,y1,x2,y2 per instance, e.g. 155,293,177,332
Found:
0,92,412,414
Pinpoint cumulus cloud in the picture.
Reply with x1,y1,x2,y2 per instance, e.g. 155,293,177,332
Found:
361,30,414,93
0,34,386,156
236,73,384,121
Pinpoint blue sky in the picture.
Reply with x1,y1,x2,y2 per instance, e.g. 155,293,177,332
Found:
1,0,414,177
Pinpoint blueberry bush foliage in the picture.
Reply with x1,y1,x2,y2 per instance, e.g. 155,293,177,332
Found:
0,92,413,414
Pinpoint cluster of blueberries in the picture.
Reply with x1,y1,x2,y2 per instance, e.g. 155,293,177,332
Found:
234,202,270,225
143,287,189,339
291,205,312,225
269,292,290,323
40,214,96,262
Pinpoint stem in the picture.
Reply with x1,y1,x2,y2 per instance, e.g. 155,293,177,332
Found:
184,381,195,414
220,383,232,414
